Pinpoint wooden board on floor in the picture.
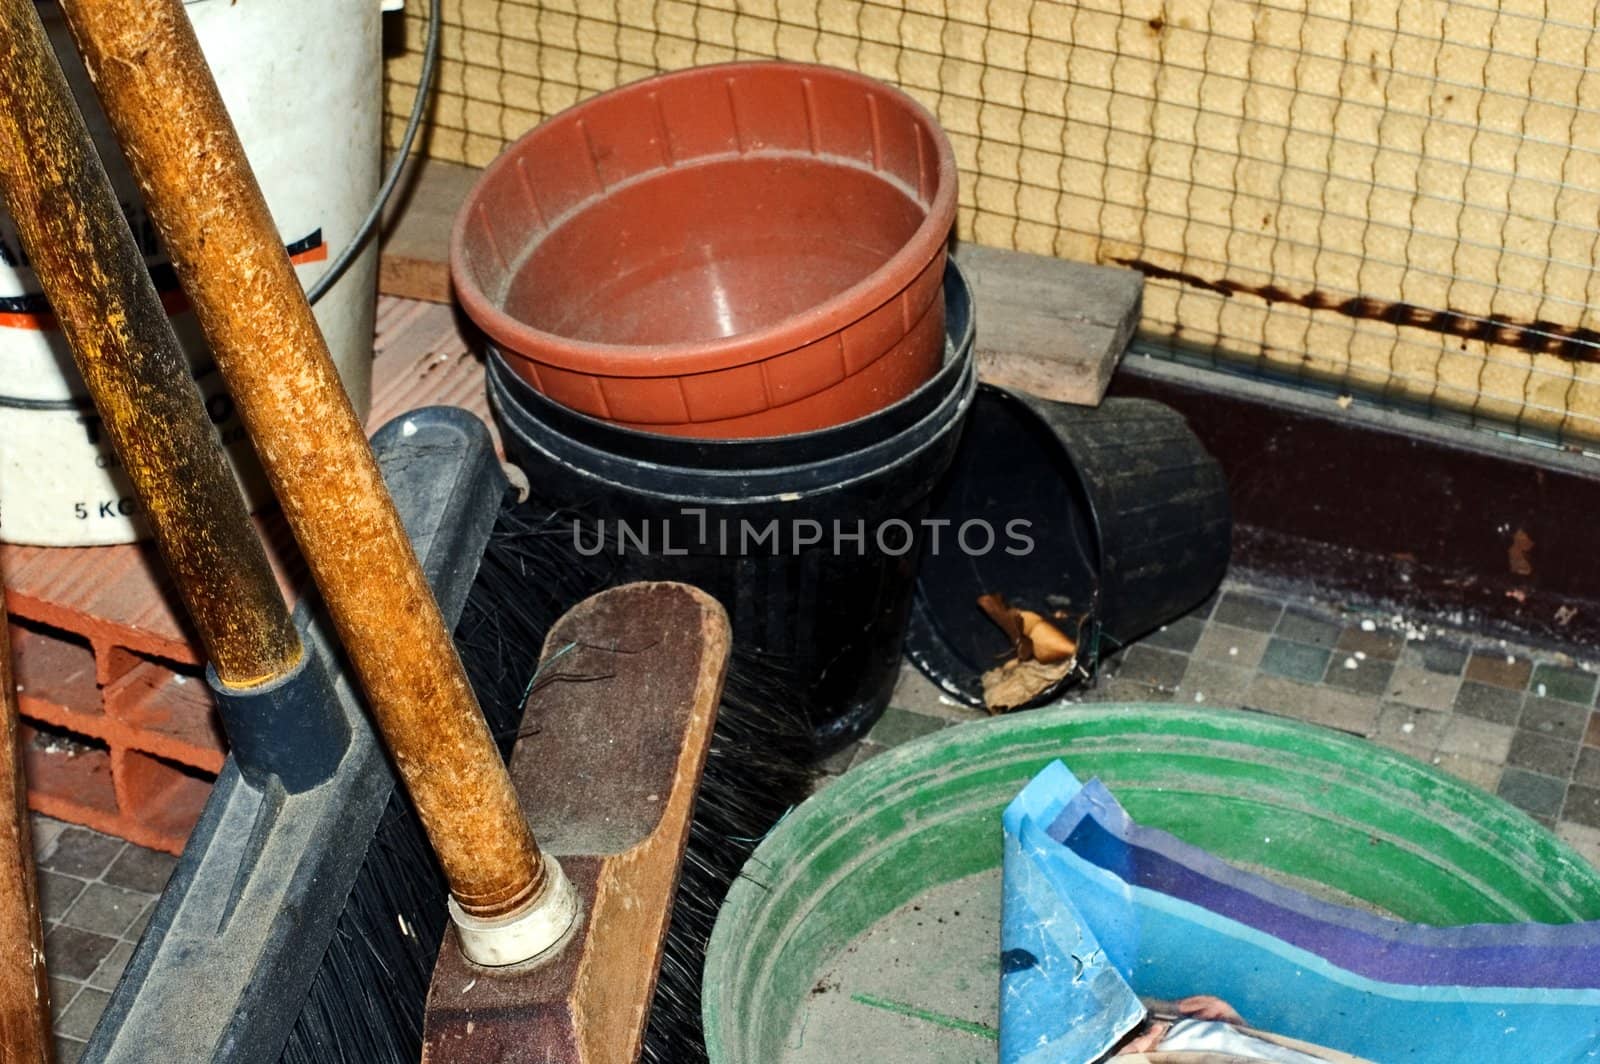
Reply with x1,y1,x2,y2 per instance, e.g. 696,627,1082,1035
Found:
952,243,1141,409
379,156,473,306
377,159,1140,407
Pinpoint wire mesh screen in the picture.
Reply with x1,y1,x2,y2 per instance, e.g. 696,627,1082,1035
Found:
385,0,1600,442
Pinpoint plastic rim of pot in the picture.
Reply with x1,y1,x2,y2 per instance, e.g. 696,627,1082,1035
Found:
453,60,958,439
702,703,1600,1062
485,259,976,489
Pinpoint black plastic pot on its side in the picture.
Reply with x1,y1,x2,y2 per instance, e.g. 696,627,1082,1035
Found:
488,262,978,753
907,387,1231,708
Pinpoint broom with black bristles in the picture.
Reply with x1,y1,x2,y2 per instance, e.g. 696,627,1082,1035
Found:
283,501,814,1063
463,507,817,1059
1,0,815,1060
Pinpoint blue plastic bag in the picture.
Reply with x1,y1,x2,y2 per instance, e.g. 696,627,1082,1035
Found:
999,761,1600,1063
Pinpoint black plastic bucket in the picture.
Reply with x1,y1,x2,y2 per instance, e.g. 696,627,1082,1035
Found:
488,262,978,752
907,387,1231,707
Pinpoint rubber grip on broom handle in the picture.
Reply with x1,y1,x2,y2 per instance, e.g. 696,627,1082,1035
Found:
0,0,302,692
55,0,550,924
0,600,51,1062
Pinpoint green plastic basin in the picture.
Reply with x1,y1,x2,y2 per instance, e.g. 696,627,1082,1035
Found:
703,704,1600,1062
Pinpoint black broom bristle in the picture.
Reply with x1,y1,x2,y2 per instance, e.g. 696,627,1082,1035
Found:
640,642,814,1063
279,498,815,1063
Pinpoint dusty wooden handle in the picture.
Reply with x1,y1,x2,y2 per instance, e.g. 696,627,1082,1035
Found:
0,604,51,1063
56,0,546,920
0,0,300,690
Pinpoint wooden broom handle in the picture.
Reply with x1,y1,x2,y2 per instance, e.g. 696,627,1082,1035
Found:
0,608,51,1062
56,0,547,920
0,0,300,691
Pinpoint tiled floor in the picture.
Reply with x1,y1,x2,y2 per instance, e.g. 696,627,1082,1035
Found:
837,576,1600,875
31,814,172,1063
34,575,1600,1049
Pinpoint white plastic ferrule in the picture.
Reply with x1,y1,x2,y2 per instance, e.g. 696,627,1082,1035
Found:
448,853,580,968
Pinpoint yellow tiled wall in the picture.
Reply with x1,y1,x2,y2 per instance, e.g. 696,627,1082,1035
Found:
386,0,1600,441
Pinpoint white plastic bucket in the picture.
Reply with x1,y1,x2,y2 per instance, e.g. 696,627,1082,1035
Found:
0,0,383,545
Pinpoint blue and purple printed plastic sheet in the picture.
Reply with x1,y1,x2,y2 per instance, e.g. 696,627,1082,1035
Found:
998,760,1600,1063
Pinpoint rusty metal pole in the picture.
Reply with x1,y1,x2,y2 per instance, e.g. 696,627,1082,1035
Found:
0,602,51,1062
0,0,301,691
56,0,562,950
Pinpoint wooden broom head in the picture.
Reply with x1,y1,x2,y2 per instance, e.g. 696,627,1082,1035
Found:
424,582,730,1064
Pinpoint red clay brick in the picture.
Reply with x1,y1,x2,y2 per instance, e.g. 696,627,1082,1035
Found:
6,298,488,854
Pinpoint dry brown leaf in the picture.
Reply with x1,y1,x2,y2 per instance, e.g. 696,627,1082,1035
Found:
1017,609,1077,663
982,657,1073,712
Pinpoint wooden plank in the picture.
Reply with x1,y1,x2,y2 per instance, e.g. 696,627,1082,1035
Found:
379,156,478,304
953,242,1141,407
378,160,1140,405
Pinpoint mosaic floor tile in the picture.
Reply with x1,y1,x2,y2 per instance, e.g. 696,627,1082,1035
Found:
865,706,948,748
1507,730,1581,779
85,940,134,994
1560,784,1600,831
1530,663,1599,706
1243,674,1380,736
1465,651,1534,690
1141,614,1208,654
1431,753,1503,793
1192,624,1271,669
1275,607,1343,649
38,871,86,924
1335,625,1404,662
59,883,150,940
1437,715,1515,762
48,978,78,1022
1260,639,1332,684
1453,681,1524,726
1178,659,1254,706
1211,591,1283,632
41,830,123,881
1384,665,1460,713
1576,747,1600,789
54,988,108,1041
1400,640,1470,676
1323,654,1395,697
1113,644,1189,689
1497,767,1567,820
1520,696,1591,743
100,847,177,896
1557,821,1600,869
43,926,118,982
31,815,67,859
1374,703,1449,751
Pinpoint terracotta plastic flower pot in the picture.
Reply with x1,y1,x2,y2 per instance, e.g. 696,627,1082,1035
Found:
452,61,958,438
486,261,978,751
